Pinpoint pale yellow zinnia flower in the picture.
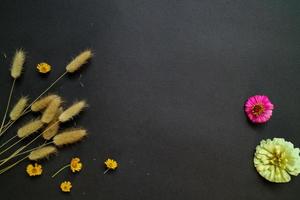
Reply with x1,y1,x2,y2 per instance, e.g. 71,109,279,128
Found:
254,138,300,183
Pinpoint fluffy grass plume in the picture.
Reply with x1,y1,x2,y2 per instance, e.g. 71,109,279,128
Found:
31,94,59,112
28,146,57,160
9,96,28,120
43,108,63,140
41,96,62,123
17,119,44,138
53,129,87,146
59,100,87,122
11,49,25,79
66,50,93,73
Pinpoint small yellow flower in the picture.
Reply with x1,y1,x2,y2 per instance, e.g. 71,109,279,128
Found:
104,158,118,170
60,181,72,192
52,157,83,178
26,163,42,176
70,157,83,173
37,62,51,73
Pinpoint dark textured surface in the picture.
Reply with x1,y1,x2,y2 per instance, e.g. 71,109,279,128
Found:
0,0,299,199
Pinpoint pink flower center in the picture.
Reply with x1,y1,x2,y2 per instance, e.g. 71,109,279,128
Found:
252,104,264,116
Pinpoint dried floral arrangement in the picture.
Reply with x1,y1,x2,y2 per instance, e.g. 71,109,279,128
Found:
0,49,93,174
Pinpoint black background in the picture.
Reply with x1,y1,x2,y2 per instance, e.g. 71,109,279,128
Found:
0,0,299,199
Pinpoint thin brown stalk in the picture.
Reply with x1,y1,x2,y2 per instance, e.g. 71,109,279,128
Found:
0,72,67,137
0,155,28,174
0,79,16,135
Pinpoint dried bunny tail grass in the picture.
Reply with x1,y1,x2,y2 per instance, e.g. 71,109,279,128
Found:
41,97,62,123
28,146,57,160
9,96,28,120
59,100,87,122
42,108,63,140
11,49,26,79
43,122,60,140
53,129,87,146
17,119,44,138
66,49,93,73
31,94,59,112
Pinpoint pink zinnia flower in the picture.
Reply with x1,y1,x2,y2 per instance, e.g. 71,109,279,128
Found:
244,95,274,123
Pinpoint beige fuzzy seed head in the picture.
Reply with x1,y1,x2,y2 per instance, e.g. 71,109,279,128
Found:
28,146,57,160
59,100,87,122
42,108,63,140
41,97,62,123
17,119,44,138
11,49,26,79
42,122,60,140
31,94,59,112
9,96,28,120
66,49,93,73
53,129,87,146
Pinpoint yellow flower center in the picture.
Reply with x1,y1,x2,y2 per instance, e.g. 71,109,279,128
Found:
252,104,264,116
270,147,288,169
108,163,114,168
71,163,78,168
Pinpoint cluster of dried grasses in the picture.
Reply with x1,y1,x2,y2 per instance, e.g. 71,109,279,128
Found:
0,49,93,174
